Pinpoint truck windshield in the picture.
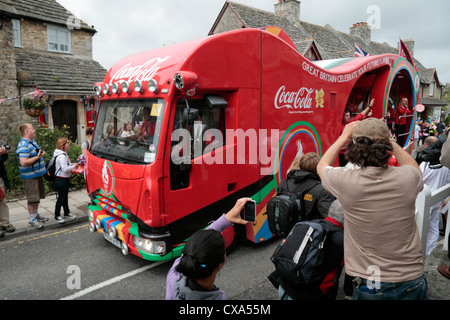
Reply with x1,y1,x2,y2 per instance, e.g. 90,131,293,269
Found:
91,99,165,164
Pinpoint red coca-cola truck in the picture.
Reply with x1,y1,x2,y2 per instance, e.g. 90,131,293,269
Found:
86,27,419,261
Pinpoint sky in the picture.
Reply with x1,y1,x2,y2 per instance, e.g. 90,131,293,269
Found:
56,0,450,85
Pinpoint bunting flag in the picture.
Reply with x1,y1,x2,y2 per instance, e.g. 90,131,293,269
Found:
0,88,46,105
399,39,418,72
355,43,371,57
28,88,43,98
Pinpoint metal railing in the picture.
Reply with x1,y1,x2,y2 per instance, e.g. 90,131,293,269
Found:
397,114,415,138
415,183,450,260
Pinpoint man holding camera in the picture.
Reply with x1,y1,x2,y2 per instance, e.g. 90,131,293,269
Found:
0,143,15,237
16,123,48,228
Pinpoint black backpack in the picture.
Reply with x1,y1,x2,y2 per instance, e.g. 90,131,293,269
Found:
268,219,340,300
266,179,319,237
43,154,61,182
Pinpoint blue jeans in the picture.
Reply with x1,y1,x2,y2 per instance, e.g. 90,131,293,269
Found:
353,275,427,300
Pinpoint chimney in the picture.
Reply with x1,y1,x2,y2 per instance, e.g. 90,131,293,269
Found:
399,39,415,57
275,0,301,24
349,22,371,44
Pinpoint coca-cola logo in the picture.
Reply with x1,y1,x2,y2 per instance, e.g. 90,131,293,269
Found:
109,56,172,85
102,161,115,197
274,86,314,110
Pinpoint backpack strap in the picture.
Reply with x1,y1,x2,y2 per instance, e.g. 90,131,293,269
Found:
28,141,43,172
278,179,290,193
292,179,320,221
54,154,63,176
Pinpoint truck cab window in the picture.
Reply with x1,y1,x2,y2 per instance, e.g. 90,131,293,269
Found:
170,97,226,190
91,99,165,164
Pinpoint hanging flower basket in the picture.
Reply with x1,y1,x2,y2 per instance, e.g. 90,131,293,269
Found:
23,97,46,117
24,108,45,117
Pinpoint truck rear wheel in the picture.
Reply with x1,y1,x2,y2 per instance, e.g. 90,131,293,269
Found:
222,224,244,255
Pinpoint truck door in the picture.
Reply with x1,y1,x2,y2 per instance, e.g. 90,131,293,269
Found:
163,95,238,245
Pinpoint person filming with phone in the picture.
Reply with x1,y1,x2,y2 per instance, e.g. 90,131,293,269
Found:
166,198,252,300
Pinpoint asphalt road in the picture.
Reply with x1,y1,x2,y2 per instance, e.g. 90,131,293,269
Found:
0,222,280,300
1,219,448,305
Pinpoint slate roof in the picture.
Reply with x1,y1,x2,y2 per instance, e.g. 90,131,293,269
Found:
211,2,309,53
1,0,106,95
212,1,440,87
0,0,95,33
420,68,439,85
15,50,107,95
419,96,446,107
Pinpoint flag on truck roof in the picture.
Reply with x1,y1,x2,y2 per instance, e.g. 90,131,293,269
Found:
355,43,371,57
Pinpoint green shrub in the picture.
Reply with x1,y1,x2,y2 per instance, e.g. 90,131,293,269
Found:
4,125,86,198
22,97,47,110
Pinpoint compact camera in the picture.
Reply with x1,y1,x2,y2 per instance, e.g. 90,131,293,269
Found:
243,200,256,222
1,143,10,150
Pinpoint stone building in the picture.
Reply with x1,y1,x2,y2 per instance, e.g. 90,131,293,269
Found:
210,0,447,120
418,67,446,122
0,0,106,144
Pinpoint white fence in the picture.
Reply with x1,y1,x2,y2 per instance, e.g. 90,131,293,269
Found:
415,183,450,260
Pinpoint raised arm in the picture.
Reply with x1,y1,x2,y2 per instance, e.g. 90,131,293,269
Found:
317,121,360,178
390,139,421,174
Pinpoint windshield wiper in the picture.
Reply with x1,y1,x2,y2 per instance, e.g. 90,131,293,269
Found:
91,149,148,165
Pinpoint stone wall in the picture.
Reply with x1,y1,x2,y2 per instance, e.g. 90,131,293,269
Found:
211,8,244,34
349,22,371,44
19,19,93,58
274,0,300,24
0,16,95,145
0,19,22,144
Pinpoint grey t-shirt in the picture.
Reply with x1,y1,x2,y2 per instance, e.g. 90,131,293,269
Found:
321,164,424,283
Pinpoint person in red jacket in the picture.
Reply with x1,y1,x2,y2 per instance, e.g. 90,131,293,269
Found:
385,100,396,134
395,97,414,146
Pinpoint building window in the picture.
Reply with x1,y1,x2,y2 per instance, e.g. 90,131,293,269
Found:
47,25,71,53
429,81,435,97
12,19,22,47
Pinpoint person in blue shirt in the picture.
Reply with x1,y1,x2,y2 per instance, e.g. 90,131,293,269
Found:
16,123,49,228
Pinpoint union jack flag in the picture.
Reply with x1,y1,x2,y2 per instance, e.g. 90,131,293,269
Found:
355,43,371,57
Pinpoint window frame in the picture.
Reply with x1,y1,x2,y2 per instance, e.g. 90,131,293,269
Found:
12,19,22,47
47,24,71,53
429,81,435,97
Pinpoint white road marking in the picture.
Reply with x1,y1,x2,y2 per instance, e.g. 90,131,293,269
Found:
60,261,167,300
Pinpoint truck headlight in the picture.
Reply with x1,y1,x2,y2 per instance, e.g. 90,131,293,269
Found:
93,85,102,96
103,84,110,95
122,81,130,94
134,80,143,93
132,236,166,255
95,218,103,230
147,79,158,93
111,82,120,94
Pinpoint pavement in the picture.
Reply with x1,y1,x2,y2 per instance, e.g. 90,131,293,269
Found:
1,187,449,300
0,188,90,240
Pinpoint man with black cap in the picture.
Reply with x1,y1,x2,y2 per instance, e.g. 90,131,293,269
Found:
317,118,427,300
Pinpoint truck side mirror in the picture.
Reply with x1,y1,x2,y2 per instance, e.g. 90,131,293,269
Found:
205,95,227,109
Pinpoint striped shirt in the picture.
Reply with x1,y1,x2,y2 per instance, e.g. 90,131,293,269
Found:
16,138,46,179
